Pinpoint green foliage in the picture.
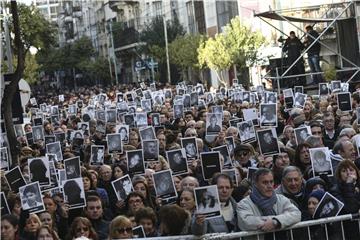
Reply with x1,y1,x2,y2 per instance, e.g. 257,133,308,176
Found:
8,3,56,51
140,16,185,63
223,17,265,68
23,53,40,84
169,34,206,70
79,57,112,84
198,16,265,84
324,64,337,82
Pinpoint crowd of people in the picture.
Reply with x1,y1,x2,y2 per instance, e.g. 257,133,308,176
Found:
1,79,360,240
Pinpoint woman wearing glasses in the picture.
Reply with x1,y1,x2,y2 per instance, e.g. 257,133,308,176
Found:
109,216,133,239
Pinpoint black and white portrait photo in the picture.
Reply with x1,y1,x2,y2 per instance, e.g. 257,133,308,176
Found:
190,92,199,106
294,86,303,94
32,125,45,141
19,182,44,213
124,114,135,127
111,174,133,201
64,157,81,179
1,147,9,171
152,169,177,199
283,88,294,98
238,120,256,143
310,147,333,176
28,157,50,186
183,94,191,108
136,113,148,127
139,126,156,141
212,105,223,116
143,140,159,161
45,135,56,145
14,124,24,137
284,96,294,109
181,137,198,160
141,99,152,112
313,192,344,219
225,136,235,155
116,93,124,102
265,92,277,104
243,108,259,126
337,92,352,112
200,152,221,180
106,109,117,123
206,113,222,136
331,80,341,91
127,149,145,175
153,93,163,106
294,92,307,108
117,101,128,113
90,145,105,164
173,104,184,119
206,92,214,104
294,126,311,145
46,142,63,161
164,89,172,99
151,113,161,126
5,166,26,193
63,178,86,209
212,145,232,168
260,103,277,127
68,104,77,115
256,128,280,156
96,110,106,122
116,125,129,143
166,148,188,175
106,134,122,154
319,83,329,95
194,185,221,219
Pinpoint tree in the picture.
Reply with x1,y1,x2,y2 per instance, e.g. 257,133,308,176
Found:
198,33,232,86
198,16,265,86
23,53,40,85
3,2,56,164
169,34,206,82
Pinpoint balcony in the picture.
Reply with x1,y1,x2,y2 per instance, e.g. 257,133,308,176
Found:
112,21,140,49
109,1,139,12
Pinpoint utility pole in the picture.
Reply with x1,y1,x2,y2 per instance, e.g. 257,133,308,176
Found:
163,15,171,84
109,21,119,86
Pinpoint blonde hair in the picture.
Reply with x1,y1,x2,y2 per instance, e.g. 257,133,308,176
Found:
109,215,132,238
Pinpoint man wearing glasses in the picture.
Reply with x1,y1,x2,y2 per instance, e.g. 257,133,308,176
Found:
322,112,339,149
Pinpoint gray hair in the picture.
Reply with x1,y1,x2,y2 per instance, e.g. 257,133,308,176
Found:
253,168,273,184
282,166,302,179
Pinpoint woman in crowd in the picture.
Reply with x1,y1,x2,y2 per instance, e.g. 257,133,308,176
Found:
66,217,98,240
132,179,156,209
112,163,127,180
108,216,133,239
36,225,59,240
332,160,360,239
294,143,312,177
20,214,42,240
177,190,196,214
82,170,109,206
1,214,19,240
134,207,158,237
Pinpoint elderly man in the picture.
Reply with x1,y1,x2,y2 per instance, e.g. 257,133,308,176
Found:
333,140,356,162
180,176,199,191
192,174,238,235
237,168,301,238
275,166,307,213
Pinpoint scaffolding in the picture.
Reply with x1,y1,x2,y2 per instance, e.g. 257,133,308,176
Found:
254,1,360,93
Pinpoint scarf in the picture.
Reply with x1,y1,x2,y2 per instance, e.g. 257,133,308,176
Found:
250,186,277,216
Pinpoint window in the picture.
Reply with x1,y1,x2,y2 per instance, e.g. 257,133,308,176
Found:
153,1,162,17
186,1,195,33
216,0,238,32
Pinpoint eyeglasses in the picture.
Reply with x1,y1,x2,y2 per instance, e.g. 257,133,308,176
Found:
238,151,249,157
115,227,133,234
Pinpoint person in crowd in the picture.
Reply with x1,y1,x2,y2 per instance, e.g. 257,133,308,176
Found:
66,217,98,240
1,214,19,240
36,225,59,240
158,205,190,236
192,174,238,235
108,216,133,239
134,207,158,237
304,25,322,83
322,112,339,149
21,214,42,240
125,192,147,215
275,166,307,214
237,168,301,238
332,160,360,239
272,148,291,186
84,195,109,240
178,190,196,214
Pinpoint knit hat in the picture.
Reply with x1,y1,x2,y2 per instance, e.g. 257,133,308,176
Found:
308,189,325,202
305,177,326,195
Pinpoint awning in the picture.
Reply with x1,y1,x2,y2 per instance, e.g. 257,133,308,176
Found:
254,11,349,23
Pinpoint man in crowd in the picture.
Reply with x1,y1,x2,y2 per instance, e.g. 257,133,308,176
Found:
237,168,301,236
84,195,109,240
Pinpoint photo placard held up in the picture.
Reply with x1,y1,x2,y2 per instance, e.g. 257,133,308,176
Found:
194,185,221,219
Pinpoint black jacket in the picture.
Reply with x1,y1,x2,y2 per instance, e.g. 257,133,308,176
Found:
304,30,321,56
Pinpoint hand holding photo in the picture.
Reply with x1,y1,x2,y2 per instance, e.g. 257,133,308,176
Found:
194,185,221,219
